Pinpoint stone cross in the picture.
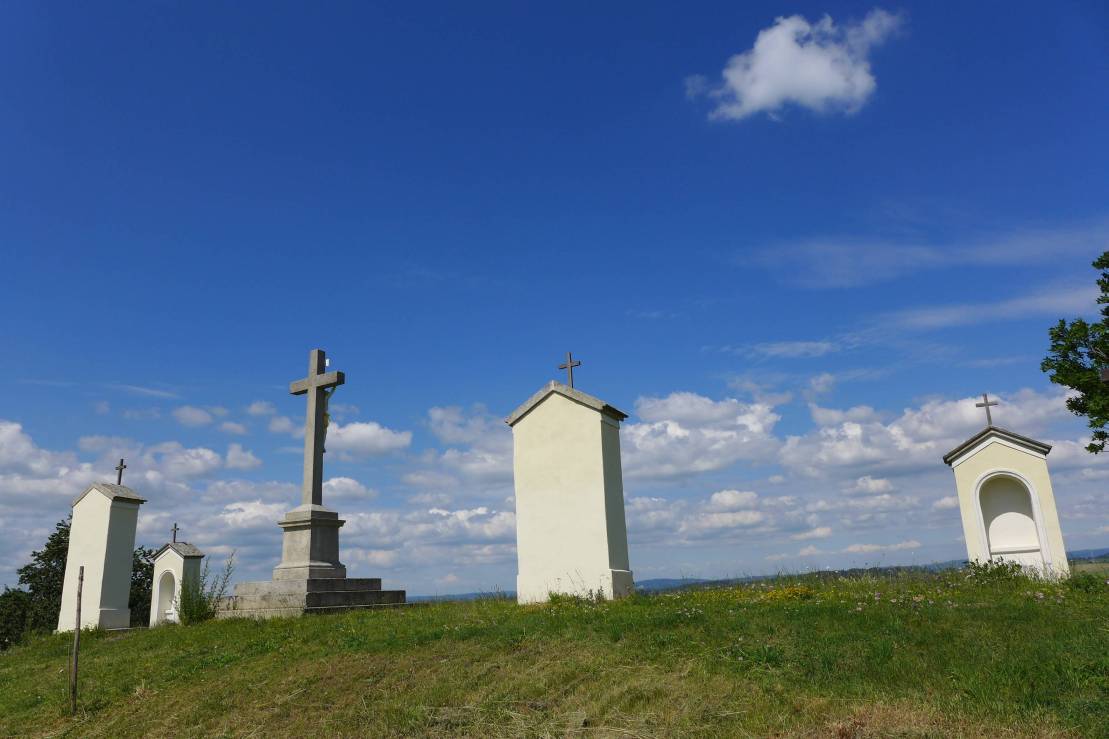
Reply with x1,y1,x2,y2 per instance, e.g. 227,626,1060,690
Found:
115,458,126,485
290,349,345,507
976,393,998,426
171,522,179,543
559,351,581,388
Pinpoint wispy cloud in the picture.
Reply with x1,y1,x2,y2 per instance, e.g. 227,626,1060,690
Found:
748,220,1109,288
882,284,1099,330
107,383,179,399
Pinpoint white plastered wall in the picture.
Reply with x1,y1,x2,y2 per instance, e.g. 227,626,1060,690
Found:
150,550,202,626
57,494,142,631
950,439,1069,578
512,392,633,603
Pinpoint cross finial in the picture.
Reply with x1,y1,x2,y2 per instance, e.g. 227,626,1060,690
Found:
171,522,180,543
115,458,127,485
975,393,999,426
558,351,582,388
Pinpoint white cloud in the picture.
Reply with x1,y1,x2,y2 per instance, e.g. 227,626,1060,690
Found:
798,545,822,556
751,221,1109,289
323,476,377,501
680,509,766,535
782,388,1077,477
220,421,248,435
792,526,832,541
225,443,261,470
691,9,902,121
268,415,298,436
623,392,781,479
172,405,214,427
94,401,110,415
846,475,894,496
843,539,920,554
810,403,881,427
751,341,838,358
419,406,513,485
884,284,1100,331
247,401,276,417
932,496,959,511
328,421,412,457
708,489,759,510
146,442,222,479
220,500,287,529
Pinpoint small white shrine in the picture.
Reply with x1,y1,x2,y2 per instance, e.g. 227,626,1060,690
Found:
149,525,204,626
942,394,1070,578
57,481,146,632
507,356,634,604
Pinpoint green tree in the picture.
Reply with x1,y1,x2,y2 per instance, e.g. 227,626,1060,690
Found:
1042,250,1109,453
0,588,31,650
16,518,71,633
128,546,156,627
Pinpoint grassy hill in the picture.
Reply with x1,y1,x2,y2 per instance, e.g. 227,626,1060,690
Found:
1,567,1105,738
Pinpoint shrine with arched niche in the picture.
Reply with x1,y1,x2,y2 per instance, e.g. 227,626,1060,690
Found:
943,396,1069,578
149,535,204,627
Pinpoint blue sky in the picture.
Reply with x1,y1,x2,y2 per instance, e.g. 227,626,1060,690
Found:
2,2,1107,594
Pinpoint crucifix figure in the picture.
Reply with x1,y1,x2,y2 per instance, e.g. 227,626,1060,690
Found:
290,349,345,507
976,393,998,426
171,522,180,543
115,458,127,485
559,351,581,388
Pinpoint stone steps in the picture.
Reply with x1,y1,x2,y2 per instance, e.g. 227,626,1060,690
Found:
218,577,405,619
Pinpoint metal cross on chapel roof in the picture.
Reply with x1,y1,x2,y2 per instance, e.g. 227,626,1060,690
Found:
171,522,180,543
115,458,126,485
559,351,581,388
976,393,998,426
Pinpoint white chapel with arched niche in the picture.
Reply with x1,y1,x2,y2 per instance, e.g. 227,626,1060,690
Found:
149,529,204,626
942,394,1070,578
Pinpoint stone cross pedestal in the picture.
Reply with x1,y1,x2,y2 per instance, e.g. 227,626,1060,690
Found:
221,348,405,618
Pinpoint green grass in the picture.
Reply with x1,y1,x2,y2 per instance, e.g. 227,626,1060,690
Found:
1,569,1106,737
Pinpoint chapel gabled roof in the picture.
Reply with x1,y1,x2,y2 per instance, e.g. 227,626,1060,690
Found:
942,425,1052,466
505,381,629,427
153,541,205,560
71,482,147,508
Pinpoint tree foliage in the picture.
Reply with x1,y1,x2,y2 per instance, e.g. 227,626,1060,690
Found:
1041,251,1109,453
16,517,71,634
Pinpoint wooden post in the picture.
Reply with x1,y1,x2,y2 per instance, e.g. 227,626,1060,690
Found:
70,565,83,716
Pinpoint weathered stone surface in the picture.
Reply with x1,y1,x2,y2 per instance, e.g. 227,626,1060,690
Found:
218,578,405,619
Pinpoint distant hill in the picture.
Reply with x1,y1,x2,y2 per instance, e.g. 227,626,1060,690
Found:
409,550,1108,600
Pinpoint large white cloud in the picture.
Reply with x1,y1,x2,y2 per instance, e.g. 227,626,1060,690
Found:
623,392,781,479
328,420,412,457
689,9,902,121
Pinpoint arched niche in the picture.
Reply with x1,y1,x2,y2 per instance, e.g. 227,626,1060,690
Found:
978,473,1044,571
157,570,177,624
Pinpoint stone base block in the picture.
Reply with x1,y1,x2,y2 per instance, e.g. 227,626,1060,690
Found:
218,577,406,619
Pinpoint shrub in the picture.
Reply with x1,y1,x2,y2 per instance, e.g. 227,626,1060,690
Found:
964,559,1026,584
1065,572,1107,593
0,588,31,651
177,553,234,626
